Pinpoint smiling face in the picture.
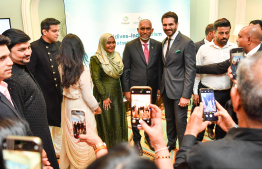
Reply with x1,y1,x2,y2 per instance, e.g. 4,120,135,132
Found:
10,42,32,65
105,36,116,53
162,17,179,38
137,20,154,43
0,45,13,81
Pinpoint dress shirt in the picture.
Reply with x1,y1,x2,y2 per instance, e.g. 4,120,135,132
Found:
140,39,150,52
163,30,179,57
193,40,237,94
0,81,13,106
246,43,261,58
204,38,210,44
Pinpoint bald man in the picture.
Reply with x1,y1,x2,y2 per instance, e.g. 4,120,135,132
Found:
196,25,262,74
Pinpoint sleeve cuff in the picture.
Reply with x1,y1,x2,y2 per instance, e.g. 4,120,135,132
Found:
180,135,197,148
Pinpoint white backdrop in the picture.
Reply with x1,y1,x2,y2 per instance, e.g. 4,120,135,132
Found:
64,0,190,58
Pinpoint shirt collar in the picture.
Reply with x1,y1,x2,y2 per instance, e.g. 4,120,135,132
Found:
246,44,261,57
0,81,8,94
140,39,150,45
204,38,210,44
209,39,234,49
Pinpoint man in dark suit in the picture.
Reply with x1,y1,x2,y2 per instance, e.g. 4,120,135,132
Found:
160,11,196,151
194,24,214,53
27,18,62,157
122,19,162,155
174,52,262,169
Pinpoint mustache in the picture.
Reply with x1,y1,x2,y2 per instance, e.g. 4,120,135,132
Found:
23,55,30,58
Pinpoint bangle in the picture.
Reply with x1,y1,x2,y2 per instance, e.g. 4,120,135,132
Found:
155,155,170,159
233,124,239,128
94,145,107,154
155,147,168,153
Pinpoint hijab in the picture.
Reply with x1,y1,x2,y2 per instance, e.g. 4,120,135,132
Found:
94,33,123,79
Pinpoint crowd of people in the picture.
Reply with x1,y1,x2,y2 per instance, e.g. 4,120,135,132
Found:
0,10,262,169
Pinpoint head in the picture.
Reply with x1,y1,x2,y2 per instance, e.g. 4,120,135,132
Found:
0,35,13,82
236,25,261,53
161,11,179,38
231,52,262,124
99,33,116,54
2,29,31,65
58,33,87,89
249,20,262,30
41,18,60,43
205,24,215,42
137,19,154,43
213,18,231,46
87,143,158,169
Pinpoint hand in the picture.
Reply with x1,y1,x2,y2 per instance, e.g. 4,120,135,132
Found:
227,66,237,84
184,103,211,137
214,100,236,132
124,92,131,103
94,106,102,115
103,98,111,111
78,122,103,147
157,90,161,101
42,149,53,168
179,97,190,107
193,94,199,106
137,104,165,150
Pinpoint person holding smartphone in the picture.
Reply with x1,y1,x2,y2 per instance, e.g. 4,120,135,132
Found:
58,34,101,169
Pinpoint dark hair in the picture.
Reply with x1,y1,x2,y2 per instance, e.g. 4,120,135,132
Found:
205,24,214,36
161,11,178,24
0,35,11,46
87,143,158,169
57,33,87,89
249,20,262,30
213,18,231,32
2,29,30,50
41,18,60,35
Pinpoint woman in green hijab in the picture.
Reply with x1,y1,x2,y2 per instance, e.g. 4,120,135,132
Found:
90,33,128,148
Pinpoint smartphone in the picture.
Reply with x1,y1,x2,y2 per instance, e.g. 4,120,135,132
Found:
230,47,244,80
130,86,152,127
71,109,87,139
200,88,218,121
2,136,42,169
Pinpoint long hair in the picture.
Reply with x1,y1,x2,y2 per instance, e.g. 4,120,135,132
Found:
57,33,87,89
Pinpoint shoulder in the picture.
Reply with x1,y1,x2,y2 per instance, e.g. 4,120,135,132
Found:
227,41,238,48
150,38,162,46
30,39,42,48
179,32,193,43
126,38,138,46
195,39,204,46
90,55,100,64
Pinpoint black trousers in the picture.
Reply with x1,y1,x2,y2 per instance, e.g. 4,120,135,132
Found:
162,90,188,148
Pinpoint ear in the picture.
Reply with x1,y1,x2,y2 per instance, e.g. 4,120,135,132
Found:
247,36,251,45
42,29,47,35
137,28,140,34
151,28,154,33
230,87,242,113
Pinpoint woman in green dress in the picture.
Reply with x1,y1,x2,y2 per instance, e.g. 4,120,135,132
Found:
90,33,128,148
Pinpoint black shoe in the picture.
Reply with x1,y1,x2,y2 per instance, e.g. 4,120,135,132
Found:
145,137,154,151
134,142,143,156
208,129,215,140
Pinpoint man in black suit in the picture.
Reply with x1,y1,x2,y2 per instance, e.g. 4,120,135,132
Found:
194,24,214,53
174,51,262,169
160,11,196,151
122,19,162,155
27,18,62,157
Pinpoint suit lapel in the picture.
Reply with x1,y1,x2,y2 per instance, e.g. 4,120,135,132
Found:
148,39,155,66
135,38,147,65
166,32,181,62
0,93,22,119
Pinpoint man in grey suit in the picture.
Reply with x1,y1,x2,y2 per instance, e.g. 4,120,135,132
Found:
194,24,214,53
122,19,162,155
160,11,196,151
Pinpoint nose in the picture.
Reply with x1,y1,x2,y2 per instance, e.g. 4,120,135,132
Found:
25,48,32,55
7,56,13,66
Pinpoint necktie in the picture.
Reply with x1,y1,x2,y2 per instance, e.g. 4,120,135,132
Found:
143,44,149,64
165,38,171,59
3,89,14,106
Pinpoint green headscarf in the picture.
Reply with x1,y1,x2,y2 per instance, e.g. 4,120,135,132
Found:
95,33,123,79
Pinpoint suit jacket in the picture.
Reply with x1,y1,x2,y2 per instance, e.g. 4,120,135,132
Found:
174,128,262,169
196,44,262,74
194,39,205,53
121,38,162,103
160,32,196,99
27,37,62,127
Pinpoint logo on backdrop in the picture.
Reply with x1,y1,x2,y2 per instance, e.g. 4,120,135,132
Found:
122,16,129,24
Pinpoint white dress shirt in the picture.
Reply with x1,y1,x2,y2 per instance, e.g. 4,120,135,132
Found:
163,30,179,57
193,40,238,94
204,38,211,44
246,44,261,58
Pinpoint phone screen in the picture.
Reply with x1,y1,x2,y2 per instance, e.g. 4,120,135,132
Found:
71,110,86,139
231,48,244,79
2,138,42,169
131,87,152,127
200,88,218,121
